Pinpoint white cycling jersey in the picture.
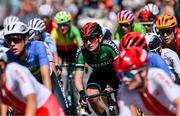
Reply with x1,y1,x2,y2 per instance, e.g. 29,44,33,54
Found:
118,67,180,116
160,48,180,75
0,62,51,113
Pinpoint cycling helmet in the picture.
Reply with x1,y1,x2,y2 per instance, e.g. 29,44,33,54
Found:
80,22,102,38
4,22,29,37
55,11,72,24
114,47,148,72
119,32,147,51
144,3,159,16
0,48,7,62
155,15,177,29
3,16,20,28
139,9,155,22
152,24,160,36
145,33,162,51
117,10,135,24
102,27,112,40
28,18,46,31
38,4,53,17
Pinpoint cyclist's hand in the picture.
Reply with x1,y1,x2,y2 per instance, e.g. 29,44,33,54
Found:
79,90,88,107
55,64,62,77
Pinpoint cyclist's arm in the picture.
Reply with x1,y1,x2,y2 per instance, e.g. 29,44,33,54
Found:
25,93,36,116
172,97,180,115
40,65,52,90
0,104,8,115
36,42,52,90
74,48,85,92
74,70,84,92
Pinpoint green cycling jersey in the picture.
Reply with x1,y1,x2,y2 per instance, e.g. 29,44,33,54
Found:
114,22,146,41
75,40,119,73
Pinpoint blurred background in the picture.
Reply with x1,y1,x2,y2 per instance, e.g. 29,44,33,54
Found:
0,0,179,33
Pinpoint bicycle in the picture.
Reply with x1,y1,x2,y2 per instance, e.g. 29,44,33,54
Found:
58,61,81,115
84,88,119,115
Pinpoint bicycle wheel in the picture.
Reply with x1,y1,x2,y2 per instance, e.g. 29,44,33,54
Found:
65,74,80,115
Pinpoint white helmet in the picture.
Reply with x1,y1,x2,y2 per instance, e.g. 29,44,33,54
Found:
3,16,20,28
144,3,159,16
28,18,46,32
3,22,29,37
0,48,7,62
38,4,53,17
152,24,160,36
145,32,162,52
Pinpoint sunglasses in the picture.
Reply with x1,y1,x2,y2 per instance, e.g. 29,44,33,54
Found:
159,29,174,36
117,67,145,81
5,37,23,45
119,23,130,28
58,23,70,27
83,36,99,44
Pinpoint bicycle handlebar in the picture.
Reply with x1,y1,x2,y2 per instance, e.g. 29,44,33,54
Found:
86,89,118,100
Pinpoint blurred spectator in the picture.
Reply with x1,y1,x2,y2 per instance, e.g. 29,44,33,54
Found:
162,0,175,15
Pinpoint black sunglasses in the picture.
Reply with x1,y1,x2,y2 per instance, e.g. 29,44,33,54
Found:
5,36,24,45
119,23,130,28
159,29,174,36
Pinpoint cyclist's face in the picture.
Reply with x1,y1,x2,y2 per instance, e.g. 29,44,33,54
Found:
84,36,101,53
143,24,152,33
159,28,175,45
58,23,69,34
119,23,132,34
118,67,147,91
5,35,27,56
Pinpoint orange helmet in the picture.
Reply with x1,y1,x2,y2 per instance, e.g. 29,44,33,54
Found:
155,15,177,29
117,10,135,24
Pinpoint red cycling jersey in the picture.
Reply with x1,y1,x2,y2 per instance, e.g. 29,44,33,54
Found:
44,19,58,33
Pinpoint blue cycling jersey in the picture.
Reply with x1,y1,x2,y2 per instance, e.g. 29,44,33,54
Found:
148,52,172,78
41,32,57,53
6,41,49,83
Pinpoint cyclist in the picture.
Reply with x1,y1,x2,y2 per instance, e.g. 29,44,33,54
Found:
0,16,20,46
119,32,174,79
0,49,65,115
138,9,156,32
74,22,119,115
38,4,57,33
114,10,146,41
155,15,180,56
144,3,160,16
51,10,82,63
27,18,60,75
3,21,52,90
113,47,180,115
145,32,180,83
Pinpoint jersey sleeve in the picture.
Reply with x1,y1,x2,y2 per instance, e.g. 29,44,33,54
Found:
153,69,180,102
72,25,82,47
35,42,49,67
117,87,132,116
148,52,173,78
43,32,57,53
169,50,180,74
75,47,85,71
133,22,146,35
10,64,35,97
